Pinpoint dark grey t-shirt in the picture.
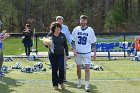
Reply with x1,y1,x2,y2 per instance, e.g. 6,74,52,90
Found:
48,32,69,56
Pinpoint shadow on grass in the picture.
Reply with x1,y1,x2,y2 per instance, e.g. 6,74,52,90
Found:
0,77,24,93
33,58,43,61
27,58,43,62
65,81,100,93
55,88,74,93
103,63,139,86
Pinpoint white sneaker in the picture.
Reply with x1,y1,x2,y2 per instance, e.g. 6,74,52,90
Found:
77,80,82,88
85,84,90,92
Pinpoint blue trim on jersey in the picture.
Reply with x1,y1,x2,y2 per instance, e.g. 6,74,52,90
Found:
81,26,88,31
0,42,2,49
77,52,91,54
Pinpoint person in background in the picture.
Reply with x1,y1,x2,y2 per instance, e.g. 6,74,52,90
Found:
44,22,69,90
0,30,10,77
56,16,72,81
22,24,33,59
71,15,96,92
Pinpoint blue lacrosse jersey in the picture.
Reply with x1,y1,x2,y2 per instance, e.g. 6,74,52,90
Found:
0,42,2,49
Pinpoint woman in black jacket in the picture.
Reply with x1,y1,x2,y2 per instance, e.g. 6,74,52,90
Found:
44,22,69,90
22,24,33,59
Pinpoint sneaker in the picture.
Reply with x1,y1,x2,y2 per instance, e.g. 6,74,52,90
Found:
53,86,58,90
0,72,5,77
60,84,65,90
85,84,90,92
77,80,82,88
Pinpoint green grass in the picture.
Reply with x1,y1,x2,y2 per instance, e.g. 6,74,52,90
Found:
2,37,49,55
0,57,140,93
3,37,71,55
3,37,24,55
2,36,134,55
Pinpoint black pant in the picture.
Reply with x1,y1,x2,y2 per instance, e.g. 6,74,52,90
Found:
25,46,31,56
49,54,64,86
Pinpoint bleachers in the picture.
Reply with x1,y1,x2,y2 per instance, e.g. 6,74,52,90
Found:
96,42,134,60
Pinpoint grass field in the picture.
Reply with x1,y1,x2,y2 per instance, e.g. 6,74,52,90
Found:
2,36,134,55
2,37,49,55
0,57,140,93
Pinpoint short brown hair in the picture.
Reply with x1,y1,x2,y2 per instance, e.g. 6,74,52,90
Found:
50,22,62,33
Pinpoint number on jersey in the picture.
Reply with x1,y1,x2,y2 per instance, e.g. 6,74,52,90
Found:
78,36,87,45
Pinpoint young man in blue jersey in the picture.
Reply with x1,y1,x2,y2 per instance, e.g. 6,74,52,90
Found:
71,15,96,92
0,30,9,77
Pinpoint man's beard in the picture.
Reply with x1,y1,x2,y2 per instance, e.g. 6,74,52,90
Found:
81,23,86,28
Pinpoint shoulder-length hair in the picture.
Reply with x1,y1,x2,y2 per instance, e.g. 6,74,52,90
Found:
50,22,62,33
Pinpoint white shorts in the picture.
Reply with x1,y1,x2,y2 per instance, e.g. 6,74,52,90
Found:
75,53,91,65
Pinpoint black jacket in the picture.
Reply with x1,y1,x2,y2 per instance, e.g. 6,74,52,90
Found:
47,32,69,56
22,29,33,47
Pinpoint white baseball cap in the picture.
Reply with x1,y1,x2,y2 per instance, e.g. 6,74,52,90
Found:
56,16,64,20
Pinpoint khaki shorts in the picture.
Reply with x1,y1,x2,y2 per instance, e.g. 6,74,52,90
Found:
75,53,91,65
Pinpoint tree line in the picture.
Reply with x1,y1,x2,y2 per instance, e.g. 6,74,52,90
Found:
0,0,140,33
